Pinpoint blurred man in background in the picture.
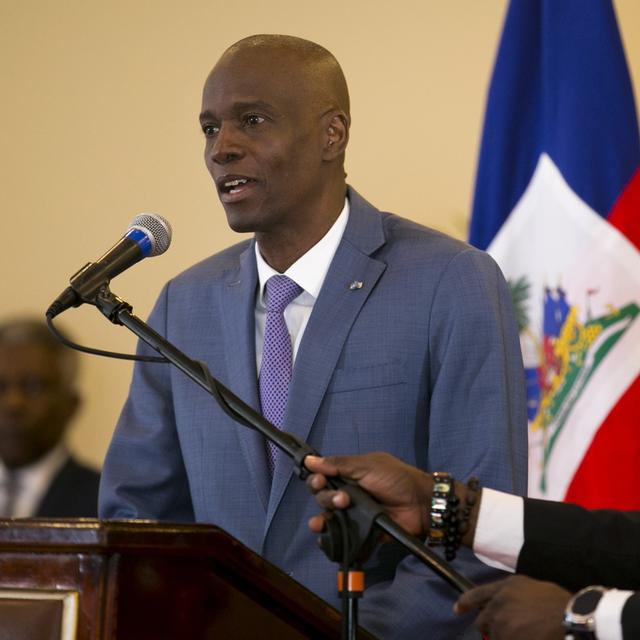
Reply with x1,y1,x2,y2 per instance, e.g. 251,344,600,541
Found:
0,318,100,518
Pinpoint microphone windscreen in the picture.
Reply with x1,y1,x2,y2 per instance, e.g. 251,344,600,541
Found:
128,213,172,256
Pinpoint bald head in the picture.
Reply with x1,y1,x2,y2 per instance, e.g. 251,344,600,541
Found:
0,318,78,387
219,35,351,124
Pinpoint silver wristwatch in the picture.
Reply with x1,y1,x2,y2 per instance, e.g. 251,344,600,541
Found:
563,585,608,639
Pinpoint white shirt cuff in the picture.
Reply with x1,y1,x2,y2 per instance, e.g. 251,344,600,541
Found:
594,589,633,640
472,488,524,572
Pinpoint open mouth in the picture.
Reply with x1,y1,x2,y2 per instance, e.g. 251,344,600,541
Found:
217,175,258,198
223,178,252,194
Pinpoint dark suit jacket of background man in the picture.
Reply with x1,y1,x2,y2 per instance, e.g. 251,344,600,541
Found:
35,456,100,518
518,497,640,638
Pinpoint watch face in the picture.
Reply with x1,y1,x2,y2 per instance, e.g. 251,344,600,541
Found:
564,586,607,635
573,589,604,614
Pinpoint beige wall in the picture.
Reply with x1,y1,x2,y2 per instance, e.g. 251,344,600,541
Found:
1,1,639,469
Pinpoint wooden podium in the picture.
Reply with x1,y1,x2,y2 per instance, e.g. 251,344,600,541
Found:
0,519,375,640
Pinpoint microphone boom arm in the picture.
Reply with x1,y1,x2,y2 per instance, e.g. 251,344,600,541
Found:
94,286,474,595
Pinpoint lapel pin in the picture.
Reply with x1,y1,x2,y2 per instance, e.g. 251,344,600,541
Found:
349,281,364,290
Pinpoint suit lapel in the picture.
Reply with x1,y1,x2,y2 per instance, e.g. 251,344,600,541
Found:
220,241,271,512
266,189,388,528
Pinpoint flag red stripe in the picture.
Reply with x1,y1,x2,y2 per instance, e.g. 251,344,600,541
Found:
607,168,640,250
564,374,640,509
565,169,640,509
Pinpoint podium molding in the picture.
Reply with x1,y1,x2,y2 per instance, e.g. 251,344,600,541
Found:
0,518,375,640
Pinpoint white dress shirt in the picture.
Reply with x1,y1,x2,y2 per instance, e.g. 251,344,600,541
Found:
254,199,349,373
0,444,68,517
473,489,632,640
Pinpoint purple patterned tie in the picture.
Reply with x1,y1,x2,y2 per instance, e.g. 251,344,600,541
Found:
259,275,303,474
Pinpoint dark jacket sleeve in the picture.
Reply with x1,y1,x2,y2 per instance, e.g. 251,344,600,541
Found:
622,592,640,640
35,457,101,518
516,497,640,592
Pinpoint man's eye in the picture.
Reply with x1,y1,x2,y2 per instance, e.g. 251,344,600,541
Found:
202,124,219,137
0,377,54,396
244,115,265,127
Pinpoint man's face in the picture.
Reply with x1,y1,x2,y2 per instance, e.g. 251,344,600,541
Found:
200,50,327,234
0,343,78,469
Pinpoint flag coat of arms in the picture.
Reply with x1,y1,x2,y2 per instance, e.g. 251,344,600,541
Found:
470,0,640,508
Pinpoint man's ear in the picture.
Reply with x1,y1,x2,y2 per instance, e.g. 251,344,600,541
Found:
63,390,82,425
322,112,349,160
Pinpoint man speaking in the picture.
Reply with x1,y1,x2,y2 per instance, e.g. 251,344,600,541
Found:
99,35,528,638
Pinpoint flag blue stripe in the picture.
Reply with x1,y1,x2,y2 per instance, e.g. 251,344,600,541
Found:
469,0,640,250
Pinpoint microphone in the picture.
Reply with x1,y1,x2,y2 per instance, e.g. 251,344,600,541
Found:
46,213,172,319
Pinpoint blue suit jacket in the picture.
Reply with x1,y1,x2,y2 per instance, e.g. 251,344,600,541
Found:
100,187,528,639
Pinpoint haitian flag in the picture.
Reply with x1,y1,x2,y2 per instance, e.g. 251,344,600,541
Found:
470,0,640,509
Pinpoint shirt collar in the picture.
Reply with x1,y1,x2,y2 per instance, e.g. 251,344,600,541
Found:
255,198,350,303
0,443,69,487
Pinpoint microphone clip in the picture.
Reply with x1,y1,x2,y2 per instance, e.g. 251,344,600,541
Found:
94,286,134,325
45,262,116,319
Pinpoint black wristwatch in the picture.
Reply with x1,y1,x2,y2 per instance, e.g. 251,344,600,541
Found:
563,585,608,639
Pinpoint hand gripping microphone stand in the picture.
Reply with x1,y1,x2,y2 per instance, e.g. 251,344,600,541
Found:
86,285,475,640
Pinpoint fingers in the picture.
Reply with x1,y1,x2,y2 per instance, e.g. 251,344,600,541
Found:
312,488,352,509
306,472,328,492
304,453,379,481
305,454,373,506
304,455,341,476
306,472,348,506
454,580,505,615
308,514,327,534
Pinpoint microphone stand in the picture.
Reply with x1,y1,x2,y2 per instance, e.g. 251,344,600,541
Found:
92,286,475,639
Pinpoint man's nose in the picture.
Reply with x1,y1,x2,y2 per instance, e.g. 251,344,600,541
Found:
210,123,243,165
0,383,28,410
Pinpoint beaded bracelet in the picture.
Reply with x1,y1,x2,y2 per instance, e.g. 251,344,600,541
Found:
428,473,481,561
459,476,480,539
427,472,457,551
427,471,451,544
443,485,461,561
